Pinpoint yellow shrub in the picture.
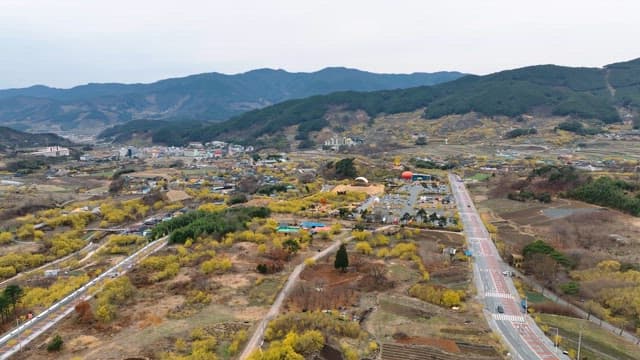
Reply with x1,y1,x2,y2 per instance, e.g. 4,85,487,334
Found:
355,242,373,255
201,257,232,274
390,242,417,259
0,232,13,244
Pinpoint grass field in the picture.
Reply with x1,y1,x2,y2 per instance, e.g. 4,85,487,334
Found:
469,173,491,181
524,290,548,304
536,314,639,360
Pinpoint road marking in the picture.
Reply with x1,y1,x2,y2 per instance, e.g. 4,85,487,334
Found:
485,291,514,299
493,314,525,322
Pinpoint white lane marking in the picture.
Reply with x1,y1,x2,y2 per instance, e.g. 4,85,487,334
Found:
485,291,515,299
493,314,525,322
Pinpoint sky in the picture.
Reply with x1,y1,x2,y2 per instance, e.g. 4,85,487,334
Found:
1,0,640,89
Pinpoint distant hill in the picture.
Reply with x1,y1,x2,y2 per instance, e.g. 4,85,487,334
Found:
0,68,465,131
0,127,73,151
148,58,638,146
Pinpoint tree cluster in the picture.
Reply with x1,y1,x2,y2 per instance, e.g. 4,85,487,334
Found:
568,176,640,216
151,207,270,244
504,127,538,139
522,240,572,268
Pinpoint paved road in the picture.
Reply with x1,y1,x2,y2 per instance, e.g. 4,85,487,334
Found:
239,226,394,359
0,237,168,359
449,173,563,360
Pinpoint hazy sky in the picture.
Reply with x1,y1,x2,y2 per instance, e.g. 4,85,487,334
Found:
1,0,639,89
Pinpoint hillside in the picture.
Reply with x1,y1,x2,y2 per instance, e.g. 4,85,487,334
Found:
0,68,465,131
155,58,640,147
0,126,73,151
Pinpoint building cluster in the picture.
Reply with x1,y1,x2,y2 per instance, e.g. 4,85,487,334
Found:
112,141,255,160
323,136,364,151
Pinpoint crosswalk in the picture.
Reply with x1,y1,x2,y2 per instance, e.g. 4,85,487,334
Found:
493,313,525,322
485,291,514,299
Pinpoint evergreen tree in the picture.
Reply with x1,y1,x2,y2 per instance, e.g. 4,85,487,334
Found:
334,244,349,272
3,284,22,315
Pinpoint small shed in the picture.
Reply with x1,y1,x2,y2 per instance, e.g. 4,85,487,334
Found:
511,254,524,268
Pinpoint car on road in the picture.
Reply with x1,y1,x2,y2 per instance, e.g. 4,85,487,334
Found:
496,305,504,313
502,270,514,277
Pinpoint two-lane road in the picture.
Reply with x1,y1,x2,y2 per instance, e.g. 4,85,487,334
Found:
449,173,563,360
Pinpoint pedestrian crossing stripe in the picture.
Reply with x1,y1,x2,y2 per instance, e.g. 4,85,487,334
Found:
485,292,514,299
493,314,525,322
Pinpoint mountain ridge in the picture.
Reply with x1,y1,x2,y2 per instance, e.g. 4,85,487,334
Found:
113,57,640,146
0,67,466,131
0,126,73,151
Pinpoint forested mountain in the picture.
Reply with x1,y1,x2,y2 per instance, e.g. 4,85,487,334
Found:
151,58,638,145
0,127,73,151
0,68,465,131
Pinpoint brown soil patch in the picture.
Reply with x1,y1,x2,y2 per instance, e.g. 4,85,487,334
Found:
134,294,184,327
165,189,191,203
0,241,39,256
474,195,488,202
127,168,179,180
396,336,461,353
332,184,385,196
213,273,250,289
234,306,268,321
67,335,101,351
299,262,360,287
246,198,271,207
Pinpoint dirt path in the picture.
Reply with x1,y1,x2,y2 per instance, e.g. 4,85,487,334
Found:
605,68,616,97
239,226,394,359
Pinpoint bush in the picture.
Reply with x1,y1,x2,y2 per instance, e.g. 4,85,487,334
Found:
504,128,537,139
47,335,64,352
560,281,580,295
227,194,248,205
257,264,268,274
409,283,465,308
355,242,373,255
201,257,232,274
530,302,580,317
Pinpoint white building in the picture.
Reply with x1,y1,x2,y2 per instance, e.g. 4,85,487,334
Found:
31,146,70,157
324,136,360,151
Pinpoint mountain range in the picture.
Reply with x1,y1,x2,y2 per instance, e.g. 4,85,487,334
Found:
0,68,465,131
137,57,637,147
